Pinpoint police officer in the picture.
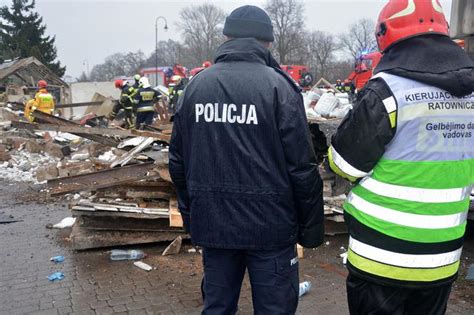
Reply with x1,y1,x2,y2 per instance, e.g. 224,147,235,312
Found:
328,0,474,314
169,5,324,314
108,79,136,129
134,76,158,128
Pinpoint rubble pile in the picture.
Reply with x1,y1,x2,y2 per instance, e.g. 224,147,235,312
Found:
304,89,353,120
0,104,184,250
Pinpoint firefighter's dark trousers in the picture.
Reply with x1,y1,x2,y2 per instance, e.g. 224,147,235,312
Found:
201,245,299,315
347,274,452,315
136,111,154,128
110,102,135,129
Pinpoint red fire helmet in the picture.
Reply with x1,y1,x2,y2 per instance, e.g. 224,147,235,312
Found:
202,61,212,68
114,79,123,89
376,0,449,52
37,80,48,88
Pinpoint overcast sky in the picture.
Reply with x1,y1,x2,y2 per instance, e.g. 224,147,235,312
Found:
0,0,453,78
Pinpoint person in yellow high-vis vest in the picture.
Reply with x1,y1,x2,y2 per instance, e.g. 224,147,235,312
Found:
24,80,55,122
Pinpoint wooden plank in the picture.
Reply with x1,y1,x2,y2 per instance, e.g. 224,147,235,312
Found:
70,224,186,250
12,120,132,137
110,137,154,168
77,215,178,232
297,244,304,259
71,209,167,220
47,162,158,195
56,101,103,109
169,197,183,228
31,111,120,147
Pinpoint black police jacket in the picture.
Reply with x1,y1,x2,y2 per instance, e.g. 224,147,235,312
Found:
169,38,324,249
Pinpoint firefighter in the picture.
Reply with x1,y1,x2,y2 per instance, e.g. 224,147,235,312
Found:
335,79,343,92
342,79,352,94
202,61,212,68
328,0,474,314
134,76,158,128
108,79,135,129
132,74,141,90
24,80,55,122
168,75,185,114
169,5,324,314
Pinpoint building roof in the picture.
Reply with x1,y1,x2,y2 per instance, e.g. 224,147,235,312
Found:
0,57,67,87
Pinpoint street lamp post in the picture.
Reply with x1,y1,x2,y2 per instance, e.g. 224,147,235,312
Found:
155,16,168,87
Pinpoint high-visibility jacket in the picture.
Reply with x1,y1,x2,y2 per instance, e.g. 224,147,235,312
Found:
329,72,474,287
135,87,158,113
24,88,55,122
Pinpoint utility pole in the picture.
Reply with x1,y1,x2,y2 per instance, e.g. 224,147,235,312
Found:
155,16,168,87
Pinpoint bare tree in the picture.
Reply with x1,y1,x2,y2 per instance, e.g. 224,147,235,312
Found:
146,39,192,67
339,18,378,60
304,31,339,79
326,59,354,83
177,4,226,67
89,51,147,81
265,0,305,64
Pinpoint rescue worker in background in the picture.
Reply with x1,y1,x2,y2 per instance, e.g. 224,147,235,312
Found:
24,80,55,122
108,79,136,129
335,79,343,92
168,75,185,114
132,74,141,90
202,61,212,69
169,5,324,314
134,76,158,128
328,0,474,314
342,79,352,94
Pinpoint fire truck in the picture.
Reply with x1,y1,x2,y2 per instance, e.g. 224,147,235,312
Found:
347,52,382,91
280,65,314,89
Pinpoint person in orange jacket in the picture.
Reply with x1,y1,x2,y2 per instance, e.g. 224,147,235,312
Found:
24,80,55,122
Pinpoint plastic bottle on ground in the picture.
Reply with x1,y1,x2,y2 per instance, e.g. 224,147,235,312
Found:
299,281,312,297
110,249,145,261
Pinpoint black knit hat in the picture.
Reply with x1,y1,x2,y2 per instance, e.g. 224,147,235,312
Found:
223,5,274,42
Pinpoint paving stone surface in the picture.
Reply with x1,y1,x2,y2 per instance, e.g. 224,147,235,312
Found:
0,182,472,314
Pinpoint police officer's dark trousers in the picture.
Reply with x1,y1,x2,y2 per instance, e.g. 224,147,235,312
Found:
347,274,452,315
201,245,299,315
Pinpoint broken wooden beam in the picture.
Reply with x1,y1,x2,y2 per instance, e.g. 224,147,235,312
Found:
56,101,103,109
31,111,120,147
12,120,170,143
70,224,186,250
47,162,158,196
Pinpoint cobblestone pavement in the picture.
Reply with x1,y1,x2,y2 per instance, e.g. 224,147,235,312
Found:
0,182,473,315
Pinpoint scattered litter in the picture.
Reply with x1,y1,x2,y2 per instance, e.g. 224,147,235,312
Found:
188,248,197,253
110,249,145,261
340,246,346,251
97,150,116,162
50,256,65,263
340,252,348,265
299,281,312,297
47,272,65,281
0,213,20,224
73,193,81,200
325,241,330,246
52,217,76,229
162,236,183,256
70,152,90,161
134,261,153,271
